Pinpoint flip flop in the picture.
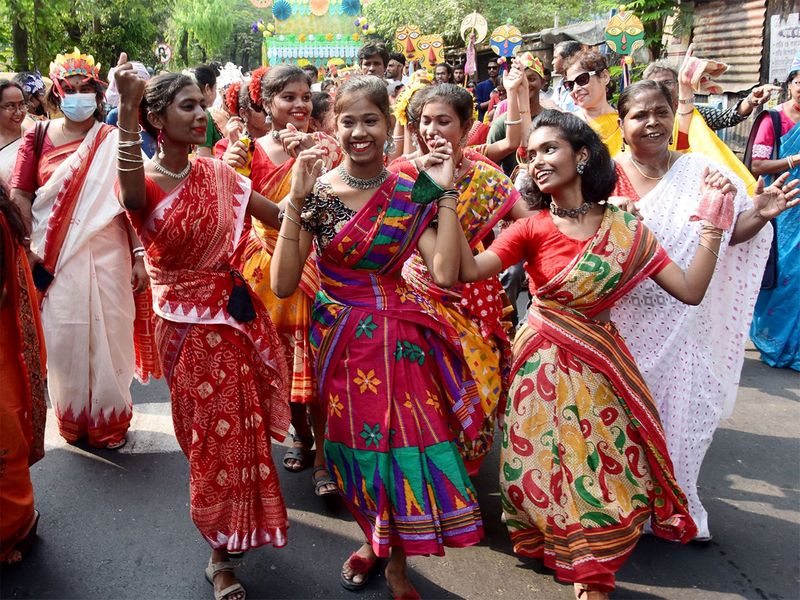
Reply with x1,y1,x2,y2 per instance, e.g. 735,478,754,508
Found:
282,435,312,472
312,465,338,497
340,551,379,591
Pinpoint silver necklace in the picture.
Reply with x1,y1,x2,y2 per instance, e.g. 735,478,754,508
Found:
337,164,389,189
550,202,591,218
152,159,191,180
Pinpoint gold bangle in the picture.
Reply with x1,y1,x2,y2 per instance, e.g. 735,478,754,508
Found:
699,243,719,259
287,198,302,214
678,97,694,104
283,211,302,227
278,233,299,242
788,156,795,170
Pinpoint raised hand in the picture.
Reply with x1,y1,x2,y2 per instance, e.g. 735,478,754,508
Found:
280,122,314,158
421,135,454,190
289,147,326,203
747,84,780,108
503,61,525,95
752,172,800,220
113,53,146,106
678,43,695,87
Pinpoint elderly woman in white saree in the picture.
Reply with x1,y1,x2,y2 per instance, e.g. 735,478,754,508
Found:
10,49,148,449
610,80,799,541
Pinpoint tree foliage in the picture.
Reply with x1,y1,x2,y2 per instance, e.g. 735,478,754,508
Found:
1,0,171,74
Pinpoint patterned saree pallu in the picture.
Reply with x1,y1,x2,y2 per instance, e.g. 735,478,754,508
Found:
130,158,290,552
310,172,484,557
397,160,519,474
500,207,696,592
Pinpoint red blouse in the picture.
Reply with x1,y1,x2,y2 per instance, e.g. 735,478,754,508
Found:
487,209,592,293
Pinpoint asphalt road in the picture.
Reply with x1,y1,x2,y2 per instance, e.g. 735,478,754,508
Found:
1,343,798,600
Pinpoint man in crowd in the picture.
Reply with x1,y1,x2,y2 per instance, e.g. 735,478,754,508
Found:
474,59,499,121
358,42,390,78
454,64,465,86
386,52,406,83
551,40,582,112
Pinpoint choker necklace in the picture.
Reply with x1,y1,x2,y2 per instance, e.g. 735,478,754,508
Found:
337,164,389,189
550,202,591,218
153,159,191,180
630,154,672,181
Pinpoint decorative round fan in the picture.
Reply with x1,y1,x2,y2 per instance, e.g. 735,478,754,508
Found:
342,0,361,17
460,12,487,43
310,0,329,16
273,0,292,20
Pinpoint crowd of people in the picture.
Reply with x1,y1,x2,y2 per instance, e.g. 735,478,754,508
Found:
0,38,798,600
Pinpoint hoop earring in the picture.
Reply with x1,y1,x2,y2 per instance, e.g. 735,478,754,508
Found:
576,161,586,175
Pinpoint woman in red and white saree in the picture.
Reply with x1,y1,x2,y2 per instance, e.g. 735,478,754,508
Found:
115,66,290,600
10,52,145,449
459,111,737,600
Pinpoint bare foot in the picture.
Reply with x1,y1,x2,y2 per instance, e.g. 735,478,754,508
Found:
574,583,609,600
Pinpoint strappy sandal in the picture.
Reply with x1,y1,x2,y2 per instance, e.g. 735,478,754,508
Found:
205,559,247,600
312,465,338,497
282,435,312,472
340,551,380,591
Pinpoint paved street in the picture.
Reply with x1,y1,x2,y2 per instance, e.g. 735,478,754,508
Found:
2,343,798,600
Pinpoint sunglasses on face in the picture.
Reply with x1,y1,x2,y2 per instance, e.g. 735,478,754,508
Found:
563,70,597,92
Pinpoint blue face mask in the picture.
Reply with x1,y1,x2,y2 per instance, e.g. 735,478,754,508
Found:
60,92,97,122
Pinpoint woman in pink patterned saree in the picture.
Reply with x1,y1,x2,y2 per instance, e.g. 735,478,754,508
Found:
114,64,290,600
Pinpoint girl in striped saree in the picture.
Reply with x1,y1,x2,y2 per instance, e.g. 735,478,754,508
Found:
459,111,734,599
271,76,482,600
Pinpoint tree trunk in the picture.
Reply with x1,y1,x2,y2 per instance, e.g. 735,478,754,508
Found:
180,29,189,66
10,0,29,71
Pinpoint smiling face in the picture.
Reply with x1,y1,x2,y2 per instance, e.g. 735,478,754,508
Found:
151,83,208,146
418,100,470,153
565,63,609,110
0,85,26,130
336,93,390,167
620,88,674,155
268,79,312,131
526,125,587,195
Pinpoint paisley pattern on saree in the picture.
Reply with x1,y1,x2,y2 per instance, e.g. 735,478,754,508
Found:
500,207,695,592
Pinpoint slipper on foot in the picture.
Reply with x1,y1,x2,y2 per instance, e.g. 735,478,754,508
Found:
341,552,379,591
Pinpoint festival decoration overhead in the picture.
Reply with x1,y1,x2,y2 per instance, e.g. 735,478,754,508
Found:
395,25,422,61
460,12,487,44
272,0,292,20
489,20,522,59
417,34,444,68
261,0,366,66
604,9,645,55
250,0,273,6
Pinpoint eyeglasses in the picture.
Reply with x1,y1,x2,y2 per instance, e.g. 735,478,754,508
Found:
562,71,597,92
487,65,499,71
0,102,26,113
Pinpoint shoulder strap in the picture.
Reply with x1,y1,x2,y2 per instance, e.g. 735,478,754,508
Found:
743,110,778,171
33,120,51,159
769,110,782,158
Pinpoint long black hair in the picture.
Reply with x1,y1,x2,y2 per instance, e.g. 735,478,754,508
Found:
519,110,617,209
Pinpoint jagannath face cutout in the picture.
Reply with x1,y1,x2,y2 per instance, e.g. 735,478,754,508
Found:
396,25,423,61
490,23,522,58
604,12,645,55
417,35,444,68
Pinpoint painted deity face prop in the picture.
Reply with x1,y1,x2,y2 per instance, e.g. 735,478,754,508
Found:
604,11,645,55
490,23,522,58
